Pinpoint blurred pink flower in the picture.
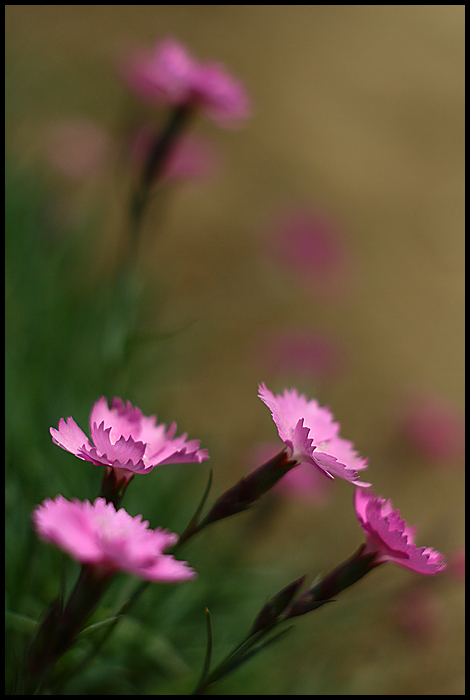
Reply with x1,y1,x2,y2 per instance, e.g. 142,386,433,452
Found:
129,126,219,183
354,489,446,575
247,441,333,503
448,548,465,579
259,329,344,381
391,586,443,640
121,38,250,127
258,383,369,486
399,393,465,463
32,495,195,583
43,118,112,180
50,397,209,479
265,209,353,299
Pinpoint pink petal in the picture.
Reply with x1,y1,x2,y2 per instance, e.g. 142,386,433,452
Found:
50,417,93,457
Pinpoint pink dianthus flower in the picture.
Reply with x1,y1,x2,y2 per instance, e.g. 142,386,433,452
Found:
50,397,209,479
258,383,369,486
354,488,446,575
32,495,195,583
122,38,250,127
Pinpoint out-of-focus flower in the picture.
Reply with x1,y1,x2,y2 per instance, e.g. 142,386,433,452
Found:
32,496,195,583
391,586,444,641
258,383,369,486
121,38,250,127
247,441,333,503
258,329,345,382
50,397,209,479
354,488,446,575
265,209,354,300
43,118,112,180
448,548,465,579
129,126,219,183
398,393,465,464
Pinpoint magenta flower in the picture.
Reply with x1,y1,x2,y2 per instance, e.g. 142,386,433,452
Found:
354,488,446,575
50,397,209,478
122,38,250,126
32,495,195,583
258,383,369,486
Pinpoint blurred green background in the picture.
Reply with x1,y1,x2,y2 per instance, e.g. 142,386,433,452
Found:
5,5,464,695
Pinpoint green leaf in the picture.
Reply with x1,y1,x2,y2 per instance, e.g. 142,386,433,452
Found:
5,610,38,634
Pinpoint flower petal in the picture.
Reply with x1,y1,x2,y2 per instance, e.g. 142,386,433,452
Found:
50,417,93,457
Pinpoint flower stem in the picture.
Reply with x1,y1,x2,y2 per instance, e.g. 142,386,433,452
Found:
24,565,112,694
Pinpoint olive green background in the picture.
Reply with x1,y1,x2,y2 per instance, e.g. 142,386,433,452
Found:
6,5,464,695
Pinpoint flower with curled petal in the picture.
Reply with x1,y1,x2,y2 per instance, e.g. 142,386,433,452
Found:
354,488,446,574
258,383,369,486
50,397,209,479
32,495,195,583
121,37,250,127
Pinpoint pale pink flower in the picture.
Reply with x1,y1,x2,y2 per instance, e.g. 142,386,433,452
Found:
121,38,250,126
354,488,446,575
32,495,195,583
258,383,369,486
50,397,209,478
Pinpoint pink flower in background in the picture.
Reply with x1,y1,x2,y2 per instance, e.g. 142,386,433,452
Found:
448,548,465,579
354,488,446,575
258,383,369,486
129,126,219,183
259,329,345,382
248,441,333,503
32,496,195,583
391,586,444,641
50,397,209,478
399,393,465,463
121,38,250,126
265,209,353,299
43,118,112,180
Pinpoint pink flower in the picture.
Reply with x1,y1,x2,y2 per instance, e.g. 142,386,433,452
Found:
50,397,209,478
32,496,195,583
258,383,369,486
121,38,250,127
354,488,446,575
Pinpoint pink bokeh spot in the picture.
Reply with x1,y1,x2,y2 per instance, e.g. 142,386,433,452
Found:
259,329,345,382
265,209,354,300
258,383,369,487
121,37,250,127
32,496,195,583
50,397,209,478
399,393,465,463
354,489,446,575
129,126,219,183
248,441,333,503
43,118,112,180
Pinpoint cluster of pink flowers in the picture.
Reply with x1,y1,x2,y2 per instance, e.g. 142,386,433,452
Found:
257,383,446,576
37,396,209,584
35,383,446,580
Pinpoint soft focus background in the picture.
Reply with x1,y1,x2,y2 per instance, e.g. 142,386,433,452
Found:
5,5,464,695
